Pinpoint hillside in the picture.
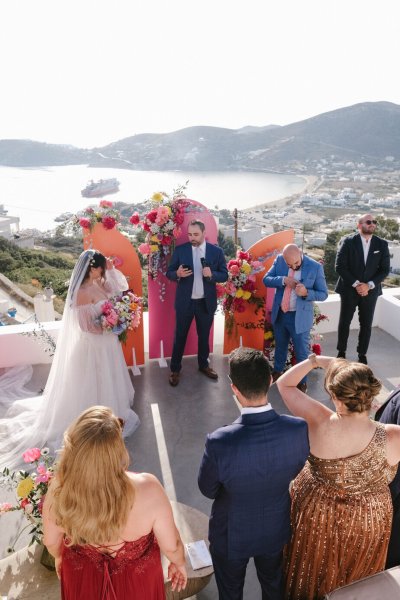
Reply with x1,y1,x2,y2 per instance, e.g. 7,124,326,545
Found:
1,101,400,171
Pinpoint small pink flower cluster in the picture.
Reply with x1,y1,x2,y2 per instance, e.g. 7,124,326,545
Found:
98,291,143,343
75,201,121,232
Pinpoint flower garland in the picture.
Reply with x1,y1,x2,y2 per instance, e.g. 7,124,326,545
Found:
130,186,189,293
73,200,121,232
217,249,265,334
0,447,55,553
264,304,328,367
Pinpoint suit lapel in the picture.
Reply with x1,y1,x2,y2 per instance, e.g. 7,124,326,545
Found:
365,235,377,268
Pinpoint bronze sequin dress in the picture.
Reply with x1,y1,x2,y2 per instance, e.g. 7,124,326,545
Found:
285,423,397,600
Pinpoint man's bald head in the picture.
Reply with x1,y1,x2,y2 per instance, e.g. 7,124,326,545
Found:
282,244,302,270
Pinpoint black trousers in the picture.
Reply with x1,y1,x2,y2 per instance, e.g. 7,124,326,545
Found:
337,290,378,356
386,494,400,568
170,299,214,372
211,549,284,600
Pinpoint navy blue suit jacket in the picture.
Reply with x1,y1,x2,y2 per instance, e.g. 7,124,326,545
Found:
263,254,328,334
198,409,309,560
166,242,228,313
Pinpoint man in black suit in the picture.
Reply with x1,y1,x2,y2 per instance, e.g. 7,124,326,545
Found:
375,386,400,568
335,214,390,364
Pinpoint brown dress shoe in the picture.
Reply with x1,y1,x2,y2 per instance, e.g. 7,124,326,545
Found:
297,382,307,393
169,372,180,387
272,371,283,383
199,367,218,380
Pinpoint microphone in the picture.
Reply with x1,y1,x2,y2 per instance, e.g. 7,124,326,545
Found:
200,257,212,281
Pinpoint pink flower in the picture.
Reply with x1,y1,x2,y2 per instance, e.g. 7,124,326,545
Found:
0,502,13,513
101,301,113,315
216,283,225,298
79,217,91,229
22,448,41,463
229,265,240,276
102,216,116,230
248,274,256,282
146,209,158,223
173,210,184,225
85,207,94,214
227,259,241,269
99,200,113,208
129,212,140,225
225,281,236,295
37,497,45,515
172,227,181,239
35,463,52,483
155,206,170,226
112,256,124,268
106,310,118,326
138,243,151,256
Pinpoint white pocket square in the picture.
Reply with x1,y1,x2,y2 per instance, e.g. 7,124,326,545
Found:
373,250,380,254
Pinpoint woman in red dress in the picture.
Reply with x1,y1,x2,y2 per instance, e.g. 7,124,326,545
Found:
43,406,187,599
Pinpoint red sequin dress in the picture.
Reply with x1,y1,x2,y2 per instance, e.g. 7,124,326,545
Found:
61,531,165,599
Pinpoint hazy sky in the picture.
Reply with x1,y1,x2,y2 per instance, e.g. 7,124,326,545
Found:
1,0,399,148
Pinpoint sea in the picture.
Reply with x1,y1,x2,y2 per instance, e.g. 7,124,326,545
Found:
1,165,306,232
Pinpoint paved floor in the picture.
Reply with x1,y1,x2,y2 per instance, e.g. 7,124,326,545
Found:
1,327,400,599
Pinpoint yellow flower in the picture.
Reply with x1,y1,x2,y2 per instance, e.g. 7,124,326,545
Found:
150,244,159,252
152,192,163,203
150,235,159,242
264,331,273,340
17,477,35,498
243,291,252,300
166,206,172,215
235,288,244,298
241,263,251,274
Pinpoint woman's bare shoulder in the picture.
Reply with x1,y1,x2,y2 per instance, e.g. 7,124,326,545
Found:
127,472,161,488
76,287,92,306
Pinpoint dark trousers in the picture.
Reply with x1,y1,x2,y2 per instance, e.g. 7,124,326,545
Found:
337,291,378,356
211,549,284,600
386,494,400,568
170,299,214,372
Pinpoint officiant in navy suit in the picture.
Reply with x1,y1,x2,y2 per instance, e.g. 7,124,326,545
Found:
198,347,309,599
166,220,228,387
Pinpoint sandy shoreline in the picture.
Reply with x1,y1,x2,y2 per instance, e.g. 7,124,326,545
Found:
243,175,319,213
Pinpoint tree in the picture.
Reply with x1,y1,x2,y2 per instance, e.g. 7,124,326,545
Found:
375,217,400,241
218,230,236,260
323,230,349,286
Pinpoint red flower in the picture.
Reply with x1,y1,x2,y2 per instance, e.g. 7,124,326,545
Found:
242,281,255,292
227,259,241,269
129,212,140,225
85,207,94,214
99,200,113,208
216,283,225,298
20,498,29,508
162,235,172,245
174,211,184,225
237,250,250,261
79,217,91,229
147,210,158,223
143,222,151,232
102,216,116,230
312,343,322,355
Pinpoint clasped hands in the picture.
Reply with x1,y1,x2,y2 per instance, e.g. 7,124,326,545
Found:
285,276,308,297
355,282,370,297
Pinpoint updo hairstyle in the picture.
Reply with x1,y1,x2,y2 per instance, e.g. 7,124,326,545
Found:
324,359,381,413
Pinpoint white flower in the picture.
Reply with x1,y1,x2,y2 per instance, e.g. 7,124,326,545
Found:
150,224,160,234
41,448,49,456
24,503,34,514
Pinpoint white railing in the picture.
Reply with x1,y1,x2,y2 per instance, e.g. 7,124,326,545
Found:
1,289,400,368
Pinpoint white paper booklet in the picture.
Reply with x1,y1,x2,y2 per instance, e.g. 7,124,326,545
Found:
185,540,213,570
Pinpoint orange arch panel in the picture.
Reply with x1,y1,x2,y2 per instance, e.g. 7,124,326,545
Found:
83,223,144,366
223,230,295,354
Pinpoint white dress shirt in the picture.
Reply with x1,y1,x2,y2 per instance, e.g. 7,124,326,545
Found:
241,403,273,414
191,241,206,299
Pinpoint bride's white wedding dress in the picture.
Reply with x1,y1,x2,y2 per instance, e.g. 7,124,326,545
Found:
0,252,140,469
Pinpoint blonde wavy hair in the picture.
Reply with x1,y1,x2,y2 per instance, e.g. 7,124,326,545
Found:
324,359,381,413
53,406,135,546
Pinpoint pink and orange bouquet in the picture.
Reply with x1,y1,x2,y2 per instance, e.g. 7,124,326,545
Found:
217,249,265,333
130,187,189,279
73,200,121,232
0,447,55,552
97,291,143,343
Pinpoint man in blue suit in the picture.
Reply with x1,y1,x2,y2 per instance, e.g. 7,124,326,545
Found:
198,347,309,599
263,244,328,392
166,220,228,387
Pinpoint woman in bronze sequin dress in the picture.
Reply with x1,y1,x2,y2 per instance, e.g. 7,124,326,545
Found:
277,355,400,600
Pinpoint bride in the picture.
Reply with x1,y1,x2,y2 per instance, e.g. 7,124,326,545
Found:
0,249,140,469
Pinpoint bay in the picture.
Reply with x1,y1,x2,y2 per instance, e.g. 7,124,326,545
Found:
1,165,306,231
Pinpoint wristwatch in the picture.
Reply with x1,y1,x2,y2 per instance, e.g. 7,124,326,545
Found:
308,353,318,368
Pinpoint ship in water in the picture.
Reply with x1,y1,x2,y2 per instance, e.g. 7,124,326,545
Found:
81,177,120,198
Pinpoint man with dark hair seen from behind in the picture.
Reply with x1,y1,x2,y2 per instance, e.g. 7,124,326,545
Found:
198,347,309,599
166,219,228,386
335,213,390,364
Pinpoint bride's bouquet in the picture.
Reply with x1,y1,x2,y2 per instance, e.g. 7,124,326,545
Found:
97,291,143,343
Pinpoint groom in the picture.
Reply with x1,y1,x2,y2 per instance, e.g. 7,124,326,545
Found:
166,219,228,386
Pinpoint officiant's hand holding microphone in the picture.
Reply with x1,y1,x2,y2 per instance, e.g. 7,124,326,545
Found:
201,257,212,280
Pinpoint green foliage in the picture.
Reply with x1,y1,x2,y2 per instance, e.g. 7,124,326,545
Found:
375,217,400,241
0,237,75,300
323,230,350,285
218,230,236,260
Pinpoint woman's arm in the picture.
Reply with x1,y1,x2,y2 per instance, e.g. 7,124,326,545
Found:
277,355,335,425
42,480,64,577
149,476,187,592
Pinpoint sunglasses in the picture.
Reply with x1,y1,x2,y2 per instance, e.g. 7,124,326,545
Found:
363,220,377,225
